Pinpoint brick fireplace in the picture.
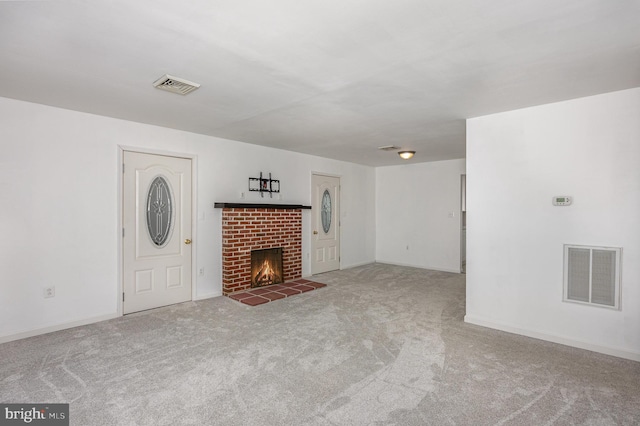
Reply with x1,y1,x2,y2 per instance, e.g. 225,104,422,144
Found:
215,203,310,295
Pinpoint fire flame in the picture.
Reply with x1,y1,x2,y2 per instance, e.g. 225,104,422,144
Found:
255,260,276,286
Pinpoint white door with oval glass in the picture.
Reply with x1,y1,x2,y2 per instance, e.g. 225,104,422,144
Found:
311,174,340,275
123,151,192,314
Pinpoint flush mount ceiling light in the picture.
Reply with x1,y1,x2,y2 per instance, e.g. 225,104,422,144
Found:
398,151,415,160
152,74,200,95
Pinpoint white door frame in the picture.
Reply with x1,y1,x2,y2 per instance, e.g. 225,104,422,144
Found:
460,174,466,274
310,172,341,274
117,146,198,316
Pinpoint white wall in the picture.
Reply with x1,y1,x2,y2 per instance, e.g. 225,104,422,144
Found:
466,88,640,361
0,97,376,341
376,159,466,272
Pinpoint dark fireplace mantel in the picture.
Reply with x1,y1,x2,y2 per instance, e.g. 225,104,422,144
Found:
214,202,311,209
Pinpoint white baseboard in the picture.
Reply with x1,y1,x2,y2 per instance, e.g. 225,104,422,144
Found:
302,261,375,278
0,313,120,345
340,260,376,270
194,291,222,301
464,314,640,362
375,260,461,274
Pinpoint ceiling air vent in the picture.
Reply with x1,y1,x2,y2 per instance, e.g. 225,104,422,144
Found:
152,74,200,95
378,145,400,151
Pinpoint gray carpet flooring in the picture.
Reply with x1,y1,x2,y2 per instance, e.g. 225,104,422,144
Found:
1,263,639,425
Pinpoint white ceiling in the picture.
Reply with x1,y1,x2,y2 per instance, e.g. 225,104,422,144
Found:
1,0,638,166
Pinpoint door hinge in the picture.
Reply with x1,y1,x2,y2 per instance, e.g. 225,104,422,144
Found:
122,292,125,302
122,228,125,237
122,164,125,173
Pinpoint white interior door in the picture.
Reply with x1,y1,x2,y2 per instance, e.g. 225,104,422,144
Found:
311,174,340,275
123,151,192,314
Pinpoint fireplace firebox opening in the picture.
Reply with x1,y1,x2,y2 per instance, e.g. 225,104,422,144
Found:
251,247,284,288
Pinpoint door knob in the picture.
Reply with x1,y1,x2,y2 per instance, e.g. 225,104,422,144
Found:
184,239,192,245
313,231,318,235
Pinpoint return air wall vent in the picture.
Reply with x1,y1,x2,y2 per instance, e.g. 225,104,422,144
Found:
563,244,621,310
152,74,200,95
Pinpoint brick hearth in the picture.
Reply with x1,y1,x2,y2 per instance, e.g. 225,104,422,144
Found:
228,278,327,306
220,206,305,295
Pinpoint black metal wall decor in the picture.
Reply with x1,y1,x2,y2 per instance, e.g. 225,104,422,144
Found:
249,172,280,198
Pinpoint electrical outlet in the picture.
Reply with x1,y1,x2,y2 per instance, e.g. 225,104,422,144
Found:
43,286,55,298
448,212,455,218
199,267,205,276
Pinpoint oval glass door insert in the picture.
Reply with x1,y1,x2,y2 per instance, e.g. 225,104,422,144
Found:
146,175,174,246
321,189,332,234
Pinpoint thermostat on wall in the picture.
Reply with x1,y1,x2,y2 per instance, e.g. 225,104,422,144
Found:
552,196,572,206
